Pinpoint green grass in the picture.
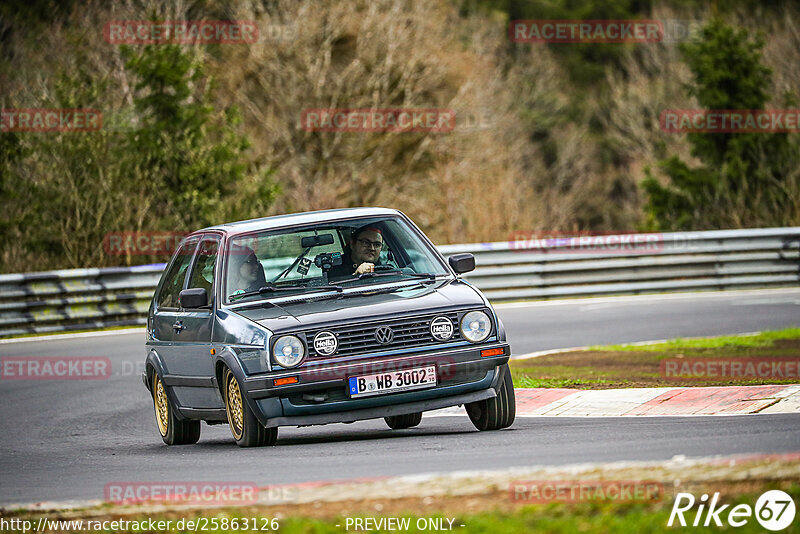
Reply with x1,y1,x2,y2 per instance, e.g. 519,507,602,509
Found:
590,327,800,351
515,376,612,389
510,326,800,389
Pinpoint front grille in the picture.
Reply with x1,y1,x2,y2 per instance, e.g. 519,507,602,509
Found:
304,311,464,359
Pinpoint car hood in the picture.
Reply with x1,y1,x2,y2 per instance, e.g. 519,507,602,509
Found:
231,279,485,333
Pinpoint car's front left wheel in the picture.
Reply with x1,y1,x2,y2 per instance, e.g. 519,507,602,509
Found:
223,368,278,447
465,364,516,431
152,372,201,445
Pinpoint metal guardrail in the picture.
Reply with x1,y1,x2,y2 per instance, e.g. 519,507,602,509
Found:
1,228,798,337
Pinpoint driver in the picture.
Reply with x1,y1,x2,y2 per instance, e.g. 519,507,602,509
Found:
329,225,383,279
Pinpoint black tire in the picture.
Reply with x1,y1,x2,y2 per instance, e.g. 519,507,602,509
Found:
152,372,201,445
384,412,423,429
465,364,516,431
223,368,278,447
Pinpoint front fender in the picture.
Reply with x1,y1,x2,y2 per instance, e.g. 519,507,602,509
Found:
496,315,507,343
143,349,192,421
213,349,282,427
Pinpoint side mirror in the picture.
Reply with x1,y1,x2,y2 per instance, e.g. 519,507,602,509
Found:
179,288,209,309
448,253,475,274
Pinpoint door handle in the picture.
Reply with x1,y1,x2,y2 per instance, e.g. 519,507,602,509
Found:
172,321,184,333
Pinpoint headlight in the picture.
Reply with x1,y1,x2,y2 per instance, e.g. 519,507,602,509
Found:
460,311,492,343
272,335,306,368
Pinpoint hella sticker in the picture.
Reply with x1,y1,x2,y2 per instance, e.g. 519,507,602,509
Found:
430,316,454,341
313,331,338,356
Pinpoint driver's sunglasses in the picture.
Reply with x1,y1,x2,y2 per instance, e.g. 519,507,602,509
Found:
356,238,383,249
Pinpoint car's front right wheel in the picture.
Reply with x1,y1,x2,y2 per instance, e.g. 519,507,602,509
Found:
152,372,200,445
384,412,422,429
465,364,516,431
223,367,278,447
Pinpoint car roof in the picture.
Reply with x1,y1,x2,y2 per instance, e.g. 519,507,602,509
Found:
195,207,403,237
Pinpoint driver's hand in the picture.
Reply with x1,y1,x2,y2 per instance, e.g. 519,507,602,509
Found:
354,262,374,274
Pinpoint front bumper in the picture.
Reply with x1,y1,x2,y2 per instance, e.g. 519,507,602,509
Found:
241,342,510,427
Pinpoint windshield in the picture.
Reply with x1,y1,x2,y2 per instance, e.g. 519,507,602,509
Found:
224,216,450,303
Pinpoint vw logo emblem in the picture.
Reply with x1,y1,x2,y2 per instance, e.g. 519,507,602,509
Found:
374,326,394,344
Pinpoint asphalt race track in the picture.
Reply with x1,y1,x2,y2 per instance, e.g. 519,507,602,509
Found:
1,288,799,506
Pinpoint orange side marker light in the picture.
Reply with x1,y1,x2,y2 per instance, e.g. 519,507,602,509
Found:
274,376,299,386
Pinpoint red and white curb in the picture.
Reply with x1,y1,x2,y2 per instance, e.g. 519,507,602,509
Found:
428,384,800,417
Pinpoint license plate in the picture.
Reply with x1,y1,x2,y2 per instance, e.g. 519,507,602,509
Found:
348,365,437,398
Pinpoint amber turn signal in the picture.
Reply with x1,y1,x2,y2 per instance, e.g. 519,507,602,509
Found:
274,376,299,386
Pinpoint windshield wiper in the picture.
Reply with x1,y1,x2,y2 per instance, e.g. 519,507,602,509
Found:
336,270,437,285
230,283,342,301
350,281,427,296
303,284,344,292
401,272,437,280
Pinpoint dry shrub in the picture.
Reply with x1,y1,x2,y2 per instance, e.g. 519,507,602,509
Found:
212,0,559,243
600,5,701,179
755,6,800,106
3,0,798,273
599,3,800,229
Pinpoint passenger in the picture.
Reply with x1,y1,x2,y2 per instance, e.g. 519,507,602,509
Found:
188,241,217,294
229,247,266,294
329,225,383,279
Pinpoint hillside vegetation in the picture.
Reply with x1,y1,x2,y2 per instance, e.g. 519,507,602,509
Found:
1,0,799,271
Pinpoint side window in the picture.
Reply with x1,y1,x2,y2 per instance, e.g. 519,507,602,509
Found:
187,238,219,299
156,239,199,309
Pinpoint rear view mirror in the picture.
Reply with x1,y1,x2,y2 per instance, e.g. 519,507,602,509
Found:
448,253,475,274
301,234,335,248
179,288,209,309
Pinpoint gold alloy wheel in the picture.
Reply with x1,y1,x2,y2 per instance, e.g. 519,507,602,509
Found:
225,371,244,440
153,374,169,437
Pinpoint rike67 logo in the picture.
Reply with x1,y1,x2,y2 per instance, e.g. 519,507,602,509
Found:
669,490,796,531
